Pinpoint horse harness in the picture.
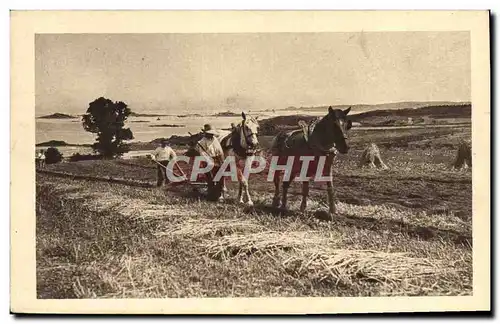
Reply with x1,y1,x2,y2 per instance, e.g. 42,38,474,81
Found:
280,118,338,156
222,120,258,157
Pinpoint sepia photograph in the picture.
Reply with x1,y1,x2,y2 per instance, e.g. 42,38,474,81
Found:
10,10,490,314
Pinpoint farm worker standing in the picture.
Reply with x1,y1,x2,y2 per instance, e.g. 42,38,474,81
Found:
36,150,46,168
199,124,225,165
198,124,226,199
151,139,177,187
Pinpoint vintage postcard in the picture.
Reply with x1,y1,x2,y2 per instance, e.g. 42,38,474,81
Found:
11,10,490,314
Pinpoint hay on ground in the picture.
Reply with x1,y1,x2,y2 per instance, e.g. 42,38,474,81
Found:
203,231,335,258
358,143,389,170
282,249,451,284
155,218,263,238
453,140,472,169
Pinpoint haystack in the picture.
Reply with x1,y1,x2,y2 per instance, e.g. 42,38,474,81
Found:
358,143,389,170
453,140,472,169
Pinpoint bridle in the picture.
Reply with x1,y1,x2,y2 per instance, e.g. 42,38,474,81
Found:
237,119,260,154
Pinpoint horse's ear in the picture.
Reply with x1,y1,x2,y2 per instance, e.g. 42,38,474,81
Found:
343,107,351,115
242,112,247,120
328,106,334,114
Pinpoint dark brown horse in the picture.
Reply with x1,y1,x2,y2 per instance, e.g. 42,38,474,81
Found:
270,106,352,219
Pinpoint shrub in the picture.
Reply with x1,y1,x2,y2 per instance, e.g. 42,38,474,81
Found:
45,147,63,164
68,153,105,162
453,140,472,169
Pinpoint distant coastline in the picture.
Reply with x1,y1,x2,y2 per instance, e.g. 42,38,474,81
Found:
149,124,185,128
212,111,240,117
130,112,171,117
177,114,203,118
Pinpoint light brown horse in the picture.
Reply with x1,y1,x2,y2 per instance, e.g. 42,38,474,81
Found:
218,112,260,205
185,112,261,205
270,106,352,219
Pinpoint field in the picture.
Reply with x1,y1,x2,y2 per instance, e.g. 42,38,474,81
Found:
36,124,472,298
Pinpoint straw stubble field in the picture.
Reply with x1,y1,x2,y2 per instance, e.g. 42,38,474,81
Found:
36,125,472,298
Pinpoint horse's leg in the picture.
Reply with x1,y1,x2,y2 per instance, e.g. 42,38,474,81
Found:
300,180,310,213
156,164,164,187
242,173,253,206
281,173,296,210
324,156,337,218
237,168,244,203
272,170,281,207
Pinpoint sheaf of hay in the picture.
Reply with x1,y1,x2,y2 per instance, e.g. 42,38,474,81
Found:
155,218,264,238
203,231,336,259
282,249,452,284
358,143,389,170
453,140,472,169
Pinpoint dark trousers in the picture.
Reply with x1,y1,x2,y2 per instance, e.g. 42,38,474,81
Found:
156,160,170,187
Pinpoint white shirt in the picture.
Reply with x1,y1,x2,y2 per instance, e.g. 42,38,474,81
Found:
198,136,224,159
152,146,176,161
36,152,45,160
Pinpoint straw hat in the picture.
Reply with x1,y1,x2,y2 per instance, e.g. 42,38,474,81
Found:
201,124,218,135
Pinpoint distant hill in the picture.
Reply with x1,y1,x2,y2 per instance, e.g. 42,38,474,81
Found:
259,103,471,135
38,113,77,119
350,104,471,125
282,101,471,113
36,140,91,147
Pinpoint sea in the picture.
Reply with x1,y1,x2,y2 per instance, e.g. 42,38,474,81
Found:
35,109,330,158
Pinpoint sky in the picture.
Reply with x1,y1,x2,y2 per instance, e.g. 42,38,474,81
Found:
35,32,471,116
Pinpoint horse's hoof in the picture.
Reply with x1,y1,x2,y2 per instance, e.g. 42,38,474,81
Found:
247,201,254,206
272,199,280,208
314,210,336,221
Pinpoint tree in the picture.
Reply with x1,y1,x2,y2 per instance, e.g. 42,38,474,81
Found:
82,97,134,158
45,147,63,164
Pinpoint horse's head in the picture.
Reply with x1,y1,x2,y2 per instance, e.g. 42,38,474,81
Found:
316,106,352,154
235,112,260,155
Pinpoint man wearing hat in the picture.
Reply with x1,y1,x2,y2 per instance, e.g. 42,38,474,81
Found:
199,124,224,162
150,139,177,187
197,124,226,200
